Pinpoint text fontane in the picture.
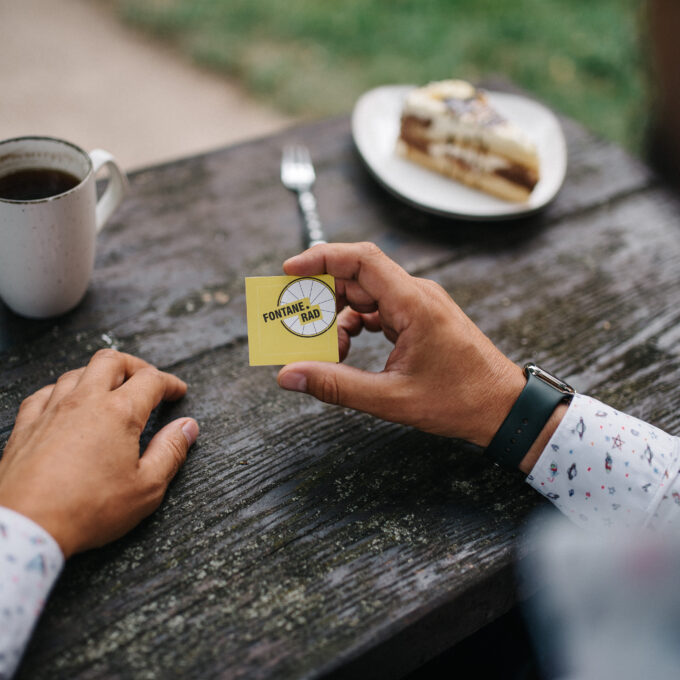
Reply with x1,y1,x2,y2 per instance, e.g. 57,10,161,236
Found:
263,297,322,326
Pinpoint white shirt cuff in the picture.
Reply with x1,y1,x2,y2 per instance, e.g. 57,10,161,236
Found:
526,393,680,530
0,506,64,678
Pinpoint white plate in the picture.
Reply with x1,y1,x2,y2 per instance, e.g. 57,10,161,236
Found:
351,84,567,220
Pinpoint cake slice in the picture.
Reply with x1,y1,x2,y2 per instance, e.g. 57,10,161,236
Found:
397,80,540,202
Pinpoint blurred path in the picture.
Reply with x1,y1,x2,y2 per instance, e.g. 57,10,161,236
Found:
0,0,294,170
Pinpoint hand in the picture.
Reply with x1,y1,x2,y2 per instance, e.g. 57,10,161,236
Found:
0,349,199,558
277,242,526,448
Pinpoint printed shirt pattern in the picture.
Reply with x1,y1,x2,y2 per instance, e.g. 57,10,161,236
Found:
527,393,680,530
0,507,63,680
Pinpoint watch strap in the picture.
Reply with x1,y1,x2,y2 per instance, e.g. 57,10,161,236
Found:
485,369,571,470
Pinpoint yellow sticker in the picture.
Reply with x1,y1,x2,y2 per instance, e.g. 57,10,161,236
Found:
245,275,339,366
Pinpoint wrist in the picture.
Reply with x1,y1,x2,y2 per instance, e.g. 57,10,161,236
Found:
473,360,526,448
0,500,68,559
483,363,574,470
0,490,74,558
518,402,568,474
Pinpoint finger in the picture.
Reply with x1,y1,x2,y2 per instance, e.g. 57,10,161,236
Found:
278,361,405,421
359,311,398,343
336,309,395,362
337,308,365,362
337,327,353,364
335,279,379,313
116,366,188,424
359,311,385,333
337,307,365,338
138,417,198,493
45,367,86,407
340,309,397,341
3,383,57,463
77,349,157,392
11,384,55,432
283,243,416,331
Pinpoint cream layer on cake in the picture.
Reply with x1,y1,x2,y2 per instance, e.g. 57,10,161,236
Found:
397,80,540,201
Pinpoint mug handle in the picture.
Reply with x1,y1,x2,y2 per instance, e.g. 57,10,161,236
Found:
89,149,129,233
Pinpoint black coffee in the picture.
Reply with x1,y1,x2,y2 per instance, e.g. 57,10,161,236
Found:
0,168,81,201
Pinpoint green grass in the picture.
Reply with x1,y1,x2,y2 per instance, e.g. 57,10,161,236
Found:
115,0,648,153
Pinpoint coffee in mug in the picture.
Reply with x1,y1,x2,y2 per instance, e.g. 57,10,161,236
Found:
0,168,82,201
0,136,128,318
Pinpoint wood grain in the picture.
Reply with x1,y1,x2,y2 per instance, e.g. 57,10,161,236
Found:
2,95,677,679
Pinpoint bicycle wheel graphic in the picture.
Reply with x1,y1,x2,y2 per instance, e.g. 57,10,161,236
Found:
277,277,336,337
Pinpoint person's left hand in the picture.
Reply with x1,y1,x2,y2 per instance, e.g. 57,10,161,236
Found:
0,349,198,558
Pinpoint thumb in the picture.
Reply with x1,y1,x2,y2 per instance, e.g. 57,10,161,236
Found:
139,417,199,492
278,362,400,419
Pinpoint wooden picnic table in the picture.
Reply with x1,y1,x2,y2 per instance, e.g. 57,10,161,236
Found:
3,82,680,679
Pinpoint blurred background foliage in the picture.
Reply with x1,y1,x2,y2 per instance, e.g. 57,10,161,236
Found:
114,0,647,153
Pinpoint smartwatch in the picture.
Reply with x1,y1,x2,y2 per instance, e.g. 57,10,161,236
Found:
485,363,574,470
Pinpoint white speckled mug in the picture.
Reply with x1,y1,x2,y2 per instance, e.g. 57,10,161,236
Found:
0,136,127,318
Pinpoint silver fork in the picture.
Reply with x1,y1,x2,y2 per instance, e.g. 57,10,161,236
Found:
280,145,327,248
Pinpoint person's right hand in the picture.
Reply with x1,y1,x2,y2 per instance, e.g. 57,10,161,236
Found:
0,349,198,558
277,242,526,449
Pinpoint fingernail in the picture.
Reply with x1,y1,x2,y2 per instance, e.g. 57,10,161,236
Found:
182,419,199,446
279,371,307,393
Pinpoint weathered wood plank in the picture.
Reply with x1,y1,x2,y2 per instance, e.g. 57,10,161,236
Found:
433,186,680,436
0,108,655,408
1,107,677,679
13,336,540,680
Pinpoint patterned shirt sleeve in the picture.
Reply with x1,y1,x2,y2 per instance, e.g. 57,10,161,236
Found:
0,507,63,680
526,393,680,530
